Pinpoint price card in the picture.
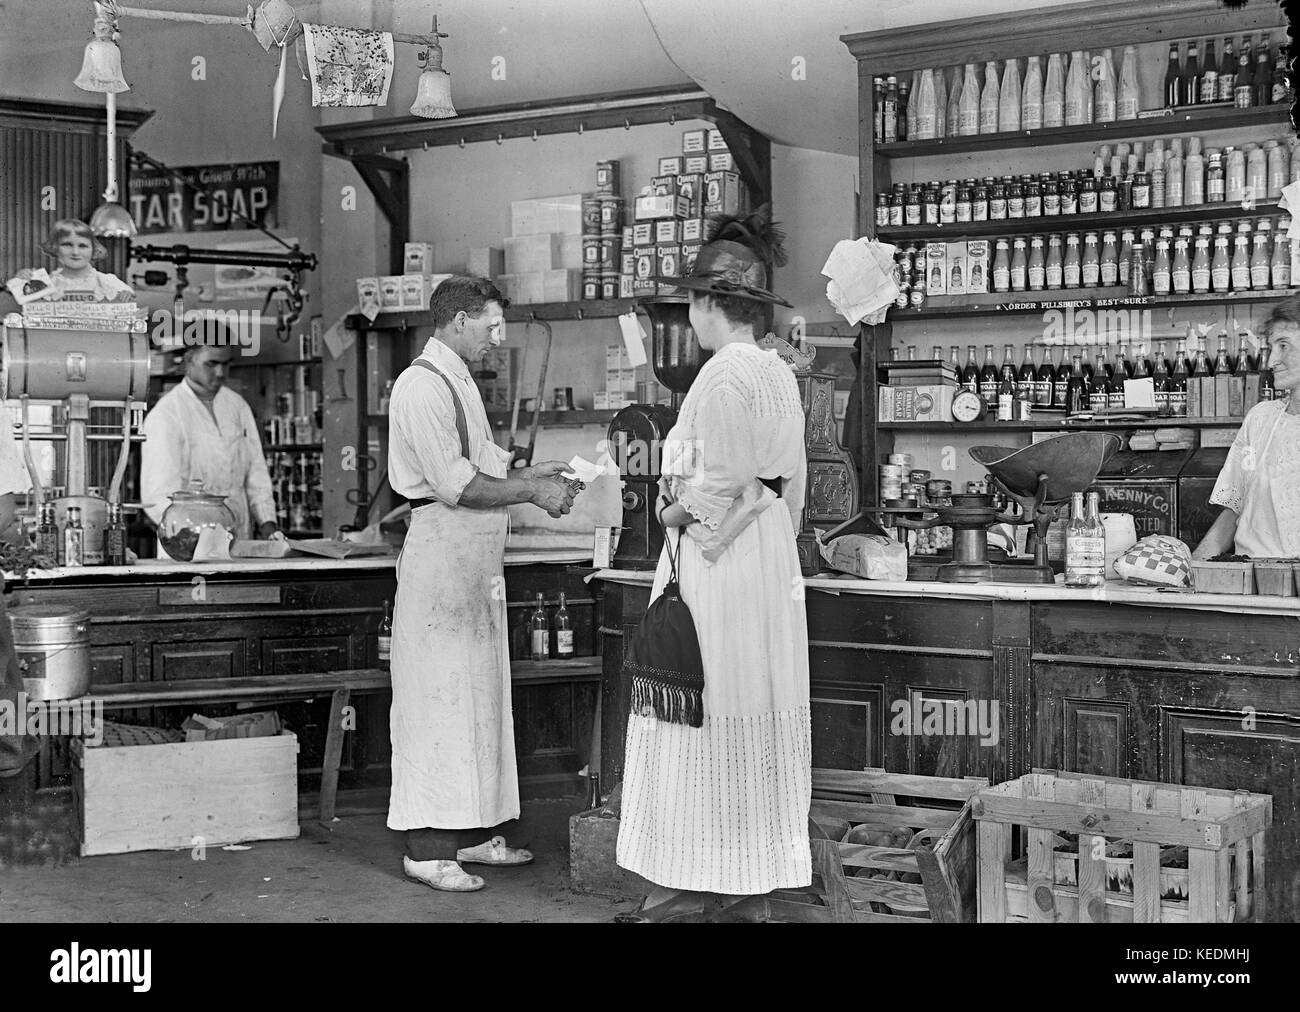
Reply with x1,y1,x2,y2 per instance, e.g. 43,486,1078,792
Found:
618,312,648,367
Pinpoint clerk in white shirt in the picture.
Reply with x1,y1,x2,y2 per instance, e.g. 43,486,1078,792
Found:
141,342,280,542
0,407,38,782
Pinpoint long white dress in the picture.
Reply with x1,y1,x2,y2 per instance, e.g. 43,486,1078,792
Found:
616,342,812,895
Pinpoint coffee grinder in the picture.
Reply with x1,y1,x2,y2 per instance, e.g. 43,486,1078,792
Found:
608,297,709,569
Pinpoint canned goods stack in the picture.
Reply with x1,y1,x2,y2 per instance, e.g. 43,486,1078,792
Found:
879,463,904,501
581,161,626,300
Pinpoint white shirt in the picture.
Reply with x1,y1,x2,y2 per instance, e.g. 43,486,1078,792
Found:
388,337,497,506
1211,399,1300,558
141,380,276,537
0,407,31,496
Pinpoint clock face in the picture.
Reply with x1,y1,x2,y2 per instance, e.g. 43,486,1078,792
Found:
952,389,986,423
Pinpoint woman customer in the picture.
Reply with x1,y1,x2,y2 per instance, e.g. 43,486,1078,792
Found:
615,208,811,921
1193,295,1300,560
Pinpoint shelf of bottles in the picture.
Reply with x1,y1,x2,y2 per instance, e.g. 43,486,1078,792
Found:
511,590,578,664
266,448,323,536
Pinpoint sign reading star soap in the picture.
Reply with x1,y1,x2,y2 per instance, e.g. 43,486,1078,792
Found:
129,161,279,235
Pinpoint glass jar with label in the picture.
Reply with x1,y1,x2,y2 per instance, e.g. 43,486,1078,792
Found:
1129,241,1149,296
973,182,989,221
1192,225,1213,294
1272,218,1292,288
1152,229,1173,294
990,179,1008,220
1099,175,1117,213
1082,232,1101,287
955,183,973,222
1008,178,1025,219
992,237,1012,292
1028,235,1047,290
1206,151,1226,203
1063,233,1082,287
1132,171,1151,208
1042,175,1060,216
924,183,940,224
1010,236,1029,291
875,193,889,227
1100,230,1120,286
1250,220,1273,290
1045,233,1064,288
905,185,922,225
1060,173,1078,216
1231,221,1253,291
1078,172,1099,214
1025,177,1043,217
1212,222,1233,291
1266,140,1287,199
889,190,904,226
939,180,958,223
1225,146,1246,203
1119,227,1137,285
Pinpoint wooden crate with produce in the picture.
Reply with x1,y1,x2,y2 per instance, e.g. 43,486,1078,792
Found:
973,770,1271,923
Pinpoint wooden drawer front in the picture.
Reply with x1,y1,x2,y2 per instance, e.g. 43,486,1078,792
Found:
807,592,992,652
89,644,134,686
152,639,245,681
1061,698,1133,780
262,636,351,676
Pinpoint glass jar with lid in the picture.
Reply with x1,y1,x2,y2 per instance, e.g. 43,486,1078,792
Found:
158,479,238,562
1060,173,1078,215
1043,175,1060,216
1007,178,1025,218
990,179,1008,220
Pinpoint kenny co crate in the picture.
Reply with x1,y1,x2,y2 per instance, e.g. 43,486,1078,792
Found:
72,732,300,856
768,768,987,923
973,770,1271,923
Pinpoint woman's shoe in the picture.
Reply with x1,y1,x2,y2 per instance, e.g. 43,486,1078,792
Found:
455,836,534,866
403,856,485,892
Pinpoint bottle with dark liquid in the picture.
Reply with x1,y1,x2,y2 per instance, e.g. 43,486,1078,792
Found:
1192,343,1213,378
1108,350,1127,409
962,345,980,394
979,344,999,409
1152,344,1172,414
1259,342,1275,400
1183,41,1201,106
554,591,574,658
1066,355,1089,414
897,78,910,142
1213,337,1232,375
1235,334,1253,376
1165,43,1182,107
1201,39,1219,104
377,599,392,668
1236,36,1254,108
1036,347,1057,406
1054,347,1073,409
530,592,549,661
1255,37,1273,107
36,502,59,564
103,501,127,567
1090,354,1111,412
1218,36,1236,102
1170,341,1190,416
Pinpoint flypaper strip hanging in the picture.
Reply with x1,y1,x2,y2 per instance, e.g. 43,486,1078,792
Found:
301,23,394,108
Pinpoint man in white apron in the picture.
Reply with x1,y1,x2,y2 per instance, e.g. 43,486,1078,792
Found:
142,335,281,546
387,276,577,893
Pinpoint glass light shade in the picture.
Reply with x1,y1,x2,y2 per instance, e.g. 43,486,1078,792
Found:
89,201,137,238
74,40,129,94
411,68,456,119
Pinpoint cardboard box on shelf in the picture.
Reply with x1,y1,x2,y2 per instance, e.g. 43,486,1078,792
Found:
707,129,729,151
658,156,684,175
542,269,583,302
677,173,703,217
504,233,564,273
404,242,435,275
925,244,947,296
655,219,681,243
468,247,505,278
559,233,584,270
708,152,734,172
534,193,584,235
681,241,702,271
1186,374,1204,417
682,128,707,154
619,274,635,298
684,155,709,174
877,384,955,423
356,277,380,316
634,194,689,221
510,272,546,305
945,241,968,296
681,217,705,243
606,344,623,369
400,274,428,310
649,175,677,197
966,239,990,294
632,222,654,246
703,171,743,216
183,710,283,742
656,244,682,292
632,246,657,295
379,276,403,309
510,199,538,236
594,391,609,410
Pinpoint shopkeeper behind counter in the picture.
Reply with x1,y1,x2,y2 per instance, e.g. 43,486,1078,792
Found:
1193,295,1300,561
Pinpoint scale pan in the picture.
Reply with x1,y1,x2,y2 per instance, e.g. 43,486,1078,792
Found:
969,432,1122,502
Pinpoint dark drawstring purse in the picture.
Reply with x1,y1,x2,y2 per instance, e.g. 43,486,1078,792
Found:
623,518,705,728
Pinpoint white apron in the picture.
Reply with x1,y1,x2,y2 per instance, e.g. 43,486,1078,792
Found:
386,383,519,831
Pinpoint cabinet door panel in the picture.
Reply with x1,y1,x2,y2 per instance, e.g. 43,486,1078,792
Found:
1062,699,1132,779
261,636,350,676
89,644,134,686
151,640,244,681
810,687,884,771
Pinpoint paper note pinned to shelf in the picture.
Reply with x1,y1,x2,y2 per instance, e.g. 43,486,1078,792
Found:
1280,181,1300,240
821,238,900,327
618,312,648,367
323,307,359,359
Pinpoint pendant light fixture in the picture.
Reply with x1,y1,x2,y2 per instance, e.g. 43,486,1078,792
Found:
410,16,456,119
75,2,136,238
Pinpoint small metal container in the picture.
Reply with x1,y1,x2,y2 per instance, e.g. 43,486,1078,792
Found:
9,606,91,701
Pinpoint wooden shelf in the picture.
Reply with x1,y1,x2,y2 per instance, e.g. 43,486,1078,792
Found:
487,409,618,428
510,657,602,683
878,201,1283,243
347,299,636,332
876,105,1289,159
893,287,1292,319
878,416,1243,431
266,443,322,451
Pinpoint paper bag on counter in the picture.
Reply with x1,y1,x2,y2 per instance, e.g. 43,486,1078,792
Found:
818,532,908,581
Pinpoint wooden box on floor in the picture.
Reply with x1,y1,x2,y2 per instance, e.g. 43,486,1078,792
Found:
769,768,988,923
72,733,300,856
973,770,1272,924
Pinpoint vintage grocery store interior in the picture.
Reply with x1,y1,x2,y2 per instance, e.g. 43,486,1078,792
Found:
0,0,1296,925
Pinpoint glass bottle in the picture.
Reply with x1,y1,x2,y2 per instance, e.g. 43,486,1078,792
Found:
1095,48,1116,122
1119,227,1137,285
1166,144,1184,206
955,182,972,222
1099,175,1117,213
1023,55,1044,129
1247,144,1268,203
1065,50,1088,125
1273,219,1292,288
1267,140,1288,199
1045,233,1064,288
1236,35,1254,108
1213,336,1233,375
555,591,574,658
36,502,59,564
1211,223,1232,292
1000,57,1022,132
960,62,981,135
1206,150,1225,202
377,599,392,668
1079,172,1099,214
914,69,936,139
962,345,980,394
933,66,948,138
940,179,957,224
1172,226,1193,293
1063,232,1082,288
1044,53,1066,127
883,75,898,143
1192,342,1213,378
1235,334,1252,377
1118,45,1141,119
1100,230,1119,286
872,76,884,143
1259,342,1275,400
1254,37,1272,107
63,506,85,568
1201,38,1219,104
1225,146,1246,203
1065,355,1088,414
1129,241,1149,296
1151,142,1166,208
1089,354,1110,411
1010,236,1028,291
1153,230,1172,295
992,237,1011,292
1184,138,1205,205
1061,173,1078,215
1108,350,1128,409
980,60,1000,134
1218,36,1236,103
979,344,999,408
1028,235,1046,289
1192,225,1213,293
1170,342,1190,416
990,179,1008,220
889,189,904,227
1164,43,1182,108
1183,41,1201,107
973,180,990,221
946,66,964,137
1152,342,1172,414
1081,232,1100,287
1053,351,1071,409
997,352,1017,421
1025,176,1043,217
1008,177,1025,218
1036,346,1056,406
1085,492,1106,587
898,78,911,142
530,591,550,661
904,185,921,226
103,501,126,567
923,183,940,225
1235,222,1256,290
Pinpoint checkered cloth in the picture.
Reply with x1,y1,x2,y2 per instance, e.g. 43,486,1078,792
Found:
1113,535,1192,587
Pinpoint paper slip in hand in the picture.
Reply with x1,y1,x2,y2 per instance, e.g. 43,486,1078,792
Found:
565,454,618,483
618,312,648,367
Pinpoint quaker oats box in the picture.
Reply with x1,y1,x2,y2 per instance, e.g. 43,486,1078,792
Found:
676,173,703,217
707,129,730,152
681,242,703,273
655,219,681,244
632,222,654,246
684,155,709,175
681,128,708,154
658,156,684,176
632,246,657,296
708,152,734,172
650,175,677,197
681,217,706,243
703,171,743,216
656,244,683,294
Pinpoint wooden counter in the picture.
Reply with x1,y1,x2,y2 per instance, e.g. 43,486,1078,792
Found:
9,549,600,801
593,570,1300,921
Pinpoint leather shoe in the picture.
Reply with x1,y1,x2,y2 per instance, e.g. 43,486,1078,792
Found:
456,835,534,866
403,856,485,892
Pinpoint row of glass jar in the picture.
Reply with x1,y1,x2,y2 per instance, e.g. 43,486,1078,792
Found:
897,218,1292,298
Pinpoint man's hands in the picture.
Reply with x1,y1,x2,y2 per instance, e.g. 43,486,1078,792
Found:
256,521,286,540
526,459,580,519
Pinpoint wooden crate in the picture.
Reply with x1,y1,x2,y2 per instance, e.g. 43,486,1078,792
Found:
973,770,1272,923
769,768,988,923
72,732,300,856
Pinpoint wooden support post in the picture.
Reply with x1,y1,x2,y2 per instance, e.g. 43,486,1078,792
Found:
319,687,351,822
